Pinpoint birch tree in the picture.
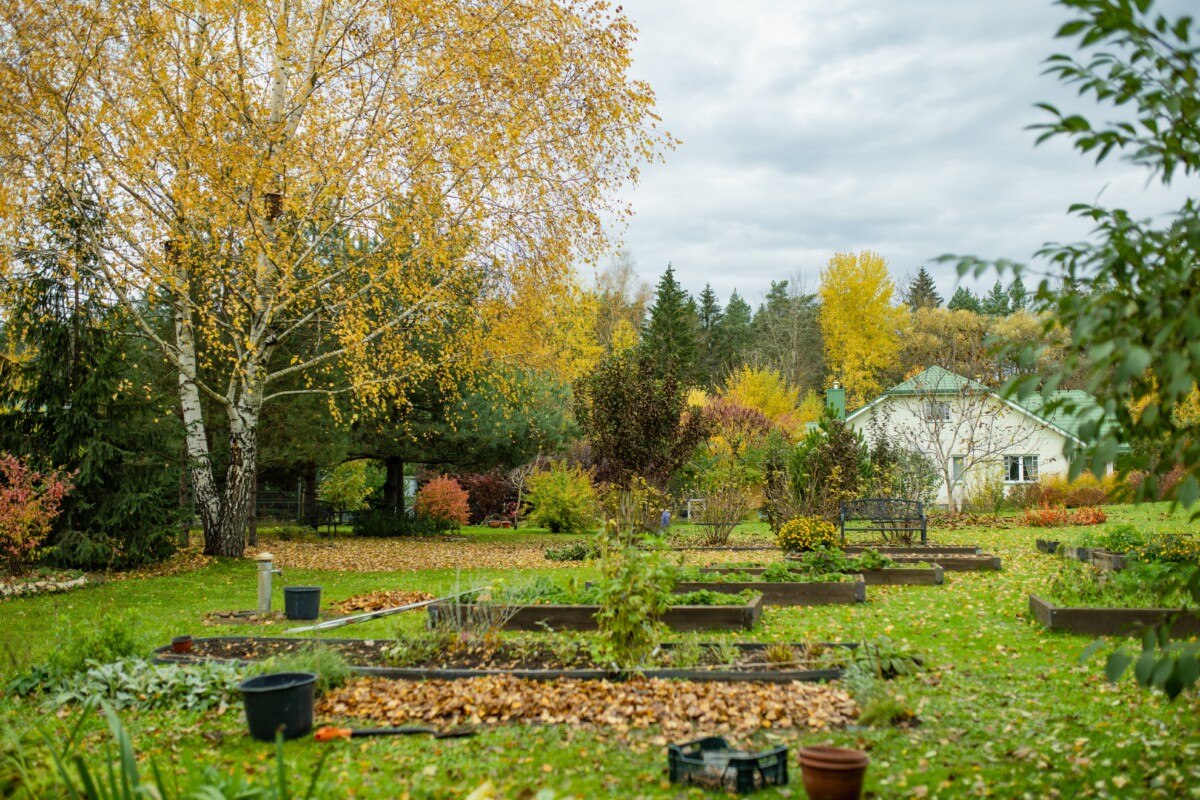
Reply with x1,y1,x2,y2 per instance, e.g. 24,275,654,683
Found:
0,0,666,555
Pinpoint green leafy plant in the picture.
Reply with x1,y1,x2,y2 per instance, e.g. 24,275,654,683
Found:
37,702,327,799
51,659,242,711
1095,523,1147,553
383,631,455,668
857,693,917,728
1048,560,1194,608
1084,572,1200,701
662,634,704,668
789,545,855,576
543,541,602,562
590,534,675,669
852,637,923,679
525,462,597,534
35,617,143,688
672,589,759,606
246,645,351,696
854,548,898,570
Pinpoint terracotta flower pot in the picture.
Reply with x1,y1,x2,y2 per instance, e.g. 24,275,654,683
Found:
171,635,194,654
798,746,869,800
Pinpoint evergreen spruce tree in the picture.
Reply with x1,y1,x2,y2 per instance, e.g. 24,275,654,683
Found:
902,267,943,309
0,190,184,569
696,284,724,387
980,280,1012,316
642,264,699,381
1008,276,1028,312
947,286,983,313
714,290,753,380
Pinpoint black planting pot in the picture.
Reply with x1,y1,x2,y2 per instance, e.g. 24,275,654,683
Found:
283,586,321,620
239,672,317,742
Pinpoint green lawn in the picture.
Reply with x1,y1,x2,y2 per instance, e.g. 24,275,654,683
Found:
2,505,1198,799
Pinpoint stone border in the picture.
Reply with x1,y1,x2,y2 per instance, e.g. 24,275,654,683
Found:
0,574,87,600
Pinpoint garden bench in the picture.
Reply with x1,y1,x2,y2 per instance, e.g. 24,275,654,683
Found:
300,502,336,535
839,498,927,545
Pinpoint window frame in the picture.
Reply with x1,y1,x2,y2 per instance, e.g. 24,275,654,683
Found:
923,400,951,422
1003,454,1039,484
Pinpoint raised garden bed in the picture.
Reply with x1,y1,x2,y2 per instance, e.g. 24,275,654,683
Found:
1028,595,1200,637
1062,546,1094,564
152,635,848,682
675,578,865,606
1091,550,1127,572
702,565,943,587
887,554,1002,572
1035,539,1061,554
428,594,764,632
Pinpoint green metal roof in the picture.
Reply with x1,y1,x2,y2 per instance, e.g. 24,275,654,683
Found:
882,365,991,397
1016,390,1125,448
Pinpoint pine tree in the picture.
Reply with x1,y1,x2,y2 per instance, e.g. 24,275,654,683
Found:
947,286,983,313
696,284,724,386
1008,276,1028,311
642,264,699,381
980,280,1012,316
902,267,943,309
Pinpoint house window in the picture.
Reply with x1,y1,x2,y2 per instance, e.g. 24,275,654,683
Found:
923,401,950,422
952,456,965,483
1004,455,1039,483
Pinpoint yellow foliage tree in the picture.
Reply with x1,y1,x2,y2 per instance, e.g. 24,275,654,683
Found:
0,0,666,556
721,366,804,438
818,250,907,407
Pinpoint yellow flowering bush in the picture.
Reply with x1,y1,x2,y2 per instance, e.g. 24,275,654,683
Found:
776,516,839,553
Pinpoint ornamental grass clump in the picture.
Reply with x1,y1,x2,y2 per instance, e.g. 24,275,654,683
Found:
776,516,839,553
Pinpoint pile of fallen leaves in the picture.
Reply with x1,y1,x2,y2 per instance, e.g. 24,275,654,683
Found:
113,543,215,580
928,512,1013,531
202,610,284,626
250,538,585,572
333,590,434,614
319,676,857,738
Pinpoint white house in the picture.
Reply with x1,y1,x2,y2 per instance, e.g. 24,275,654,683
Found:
843,366,1121,510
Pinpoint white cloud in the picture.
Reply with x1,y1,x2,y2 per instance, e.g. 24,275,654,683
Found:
608,0,1193,305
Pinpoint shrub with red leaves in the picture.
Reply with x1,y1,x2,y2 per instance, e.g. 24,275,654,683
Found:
414,475,470,531
457,471,512,524
1021,505,1071,528
1068,506,1107,525
0,454,73,574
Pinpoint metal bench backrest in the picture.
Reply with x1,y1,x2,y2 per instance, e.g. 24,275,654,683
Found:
839,498,926,544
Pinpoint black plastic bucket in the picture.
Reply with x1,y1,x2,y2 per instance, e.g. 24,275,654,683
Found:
239,672,316,741
283,586,321,620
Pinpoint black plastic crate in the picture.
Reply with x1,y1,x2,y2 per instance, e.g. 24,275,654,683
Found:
667,736,788,794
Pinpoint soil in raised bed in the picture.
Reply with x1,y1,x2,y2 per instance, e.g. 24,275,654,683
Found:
174,636,841,673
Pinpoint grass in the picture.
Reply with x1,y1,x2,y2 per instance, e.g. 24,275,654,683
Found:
1,503,1198,798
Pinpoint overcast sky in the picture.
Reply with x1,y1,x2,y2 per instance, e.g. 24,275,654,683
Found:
604,0,1190,306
